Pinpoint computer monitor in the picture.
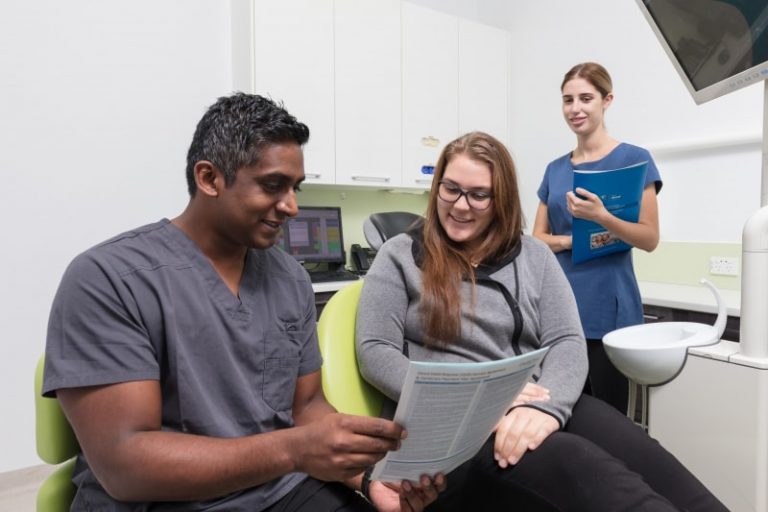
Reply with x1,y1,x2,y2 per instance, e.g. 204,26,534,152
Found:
636,0,768,104
276,206,346,267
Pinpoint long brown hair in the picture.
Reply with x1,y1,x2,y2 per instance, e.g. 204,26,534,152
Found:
420,132,524,345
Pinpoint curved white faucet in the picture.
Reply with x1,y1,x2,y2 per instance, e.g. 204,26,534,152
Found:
699,278,727,341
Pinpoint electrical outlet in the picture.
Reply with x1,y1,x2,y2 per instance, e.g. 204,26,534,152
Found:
709,256,739,276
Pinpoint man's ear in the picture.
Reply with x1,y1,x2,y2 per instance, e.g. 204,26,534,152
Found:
193,161,221,198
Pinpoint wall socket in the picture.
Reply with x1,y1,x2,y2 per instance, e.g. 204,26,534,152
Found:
709,256,739,276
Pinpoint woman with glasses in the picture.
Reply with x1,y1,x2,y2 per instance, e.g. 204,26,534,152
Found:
533,62,662,415
355,131,723,511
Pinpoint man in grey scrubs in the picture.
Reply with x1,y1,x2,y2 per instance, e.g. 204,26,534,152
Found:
43,93,443,511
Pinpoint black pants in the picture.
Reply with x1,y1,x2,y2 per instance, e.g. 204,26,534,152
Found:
584,338,629,414
427,394,727,512
264,477,374,512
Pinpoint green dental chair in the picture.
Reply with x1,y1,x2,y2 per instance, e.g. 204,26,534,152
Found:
317,279,384,417
34,355,78,511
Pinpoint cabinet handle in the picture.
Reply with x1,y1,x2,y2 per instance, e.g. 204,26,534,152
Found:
643,314,661,321
420,136,440,147
351,175,391,183
413,178,433,184
305,173,323,180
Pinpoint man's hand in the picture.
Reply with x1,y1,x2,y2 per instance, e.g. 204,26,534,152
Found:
294,413,405,482
371,474,446,512
493,407,559,468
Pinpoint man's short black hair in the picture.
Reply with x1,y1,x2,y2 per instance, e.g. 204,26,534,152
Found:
185,93,310,196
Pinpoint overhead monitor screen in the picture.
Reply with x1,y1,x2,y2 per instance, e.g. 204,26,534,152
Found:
636,0,768,103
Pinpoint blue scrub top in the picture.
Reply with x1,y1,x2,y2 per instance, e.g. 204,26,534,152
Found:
537,143,662,339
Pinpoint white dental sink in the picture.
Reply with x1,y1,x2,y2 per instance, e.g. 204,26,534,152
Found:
603,279,727,386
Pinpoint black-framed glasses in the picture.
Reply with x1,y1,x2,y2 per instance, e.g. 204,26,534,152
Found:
437,181,493,210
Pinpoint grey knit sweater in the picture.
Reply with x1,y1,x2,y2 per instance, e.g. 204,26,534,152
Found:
355,232,588,426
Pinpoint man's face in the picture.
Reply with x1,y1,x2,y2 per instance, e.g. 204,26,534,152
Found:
215,142,305,250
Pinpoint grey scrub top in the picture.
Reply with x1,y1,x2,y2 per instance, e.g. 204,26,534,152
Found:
44,219,322,512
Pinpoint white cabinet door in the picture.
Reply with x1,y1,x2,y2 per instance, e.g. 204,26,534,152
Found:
335,0,401,188
458,19,509,145
401,2,459,190
251,0,335,184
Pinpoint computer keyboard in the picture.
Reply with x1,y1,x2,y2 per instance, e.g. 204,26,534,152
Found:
309,269,361,283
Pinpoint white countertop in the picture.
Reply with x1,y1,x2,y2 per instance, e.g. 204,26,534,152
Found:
312,280,360,293
314,280,743,316
638,281,741,317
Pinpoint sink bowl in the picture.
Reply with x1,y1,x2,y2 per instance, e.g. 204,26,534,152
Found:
603,279,726,386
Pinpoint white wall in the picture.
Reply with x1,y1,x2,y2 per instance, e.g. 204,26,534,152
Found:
406,0,512,30
0,0,232,472
506,1,764,242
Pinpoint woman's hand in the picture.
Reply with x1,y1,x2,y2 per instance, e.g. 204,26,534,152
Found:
493,407,559,468
370,474,446,512
532,201,573,253
566,187,608,223
511,382,550,407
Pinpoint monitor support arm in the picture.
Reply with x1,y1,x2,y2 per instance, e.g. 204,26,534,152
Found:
763,80,768,208
737,80,768,361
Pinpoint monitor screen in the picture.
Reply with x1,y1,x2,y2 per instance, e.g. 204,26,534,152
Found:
636,0,768,104
276,206,346,265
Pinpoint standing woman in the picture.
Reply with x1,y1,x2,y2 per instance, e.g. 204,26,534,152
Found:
533,62,662,414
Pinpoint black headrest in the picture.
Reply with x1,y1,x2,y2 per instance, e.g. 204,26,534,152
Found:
363,211,423,250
